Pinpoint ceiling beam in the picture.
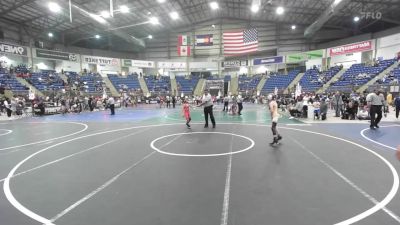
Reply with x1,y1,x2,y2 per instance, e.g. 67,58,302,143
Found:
0,0,36,15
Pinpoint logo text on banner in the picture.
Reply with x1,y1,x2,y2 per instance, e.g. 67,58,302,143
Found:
253,56,284,65
158,62,186,69
329,40,372,56
222,60,248,68
123,59,155,68
0,42,28,56
36,49,78,62
83,55,120,66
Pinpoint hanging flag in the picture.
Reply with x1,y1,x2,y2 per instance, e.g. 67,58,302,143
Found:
195,34,213,46
178,45,191,56
223,28,258,56
178,35,190,46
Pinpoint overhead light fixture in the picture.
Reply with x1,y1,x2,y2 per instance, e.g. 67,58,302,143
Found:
95,34,101,39
210,1,219,10
48,32,53,37
353,16,360,22
251,4,260,13
148,35,153,39
291,25,296,30
334,0,342,5
48,2,61,13
276,6,284,15
100,10,111,18
169,11,179,20
157,0,166,3
90,13,107,24
119,5,129,13
149,17,159,25
211,24,216,28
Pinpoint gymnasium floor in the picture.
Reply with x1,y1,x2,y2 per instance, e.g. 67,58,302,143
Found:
0,104,400,225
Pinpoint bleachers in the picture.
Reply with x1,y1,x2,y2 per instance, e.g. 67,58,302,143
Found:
328,59,395,92
262,70,300,94
79,74,103,93
27,70,64,92
299,66,341,92
0,73,28,92
238,75,261,92
145,76,170,93
377,64,400,85
176,76,199,95
108,74,141,91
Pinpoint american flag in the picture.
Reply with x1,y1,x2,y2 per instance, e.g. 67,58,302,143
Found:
223,28,258,55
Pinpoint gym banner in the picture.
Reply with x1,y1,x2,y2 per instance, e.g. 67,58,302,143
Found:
222,60,248,68
286,49,324,63
158,61,186,69
36,49,78,62
83,55,120,66
123,59,155,68
0,42,28,56
253,56,284,65
329,40,373,56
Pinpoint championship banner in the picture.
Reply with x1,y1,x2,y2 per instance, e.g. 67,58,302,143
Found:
286,49,324,63
0,42,28,56
36,49,78,62
83,55,120,66
195,34,213,46
158,61,186,69
329,40,373,56
123,59,155,68
253,56,284,65
222,60,248,68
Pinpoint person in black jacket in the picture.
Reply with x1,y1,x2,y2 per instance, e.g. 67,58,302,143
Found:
395,95,400,119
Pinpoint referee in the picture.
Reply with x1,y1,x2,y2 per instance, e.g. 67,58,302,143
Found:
198,89,216,128
366,89,385,129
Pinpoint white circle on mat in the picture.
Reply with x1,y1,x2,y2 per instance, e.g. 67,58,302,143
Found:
0,129,13,136
151,131,255,157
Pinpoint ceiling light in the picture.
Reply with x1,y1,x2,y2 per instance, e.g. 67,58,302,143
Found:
210,2,219,10
251,4,260,13
211,24,216,28
148,35,153,39
48,32,53,37
353,16,360,22
276,6,284,15
149,17,159,25
100,10,110,18
95,34,101,39
119,5,129,13
48,2,61,13
157,0,166,3
90,13,107,24
170,11,179,20
291,25,296,30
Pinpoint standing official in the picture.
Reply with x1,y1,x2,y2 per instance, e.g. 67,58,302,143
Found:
366,90,385,129
237,95,243,115
108,96,115,115
198,89,216,128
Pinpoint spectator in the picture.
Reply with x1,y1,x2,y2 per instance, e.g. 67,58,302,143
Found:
332,91,343,117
